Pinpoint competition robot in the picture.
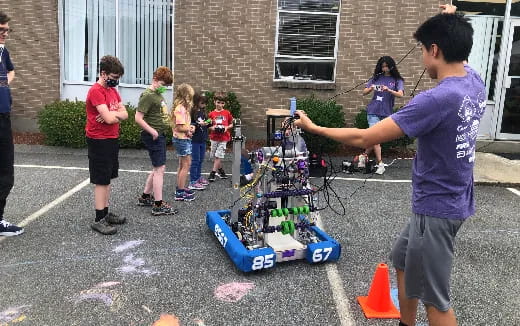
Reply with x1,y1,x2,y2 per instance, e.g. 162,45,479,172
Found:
206,102,341,272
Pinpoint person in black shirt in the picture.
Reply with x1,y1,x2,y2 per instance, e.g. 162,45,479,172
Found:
0,11,23,236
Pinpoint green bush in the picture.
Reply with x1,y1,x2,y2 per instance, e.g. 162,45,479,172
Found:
38,100,169,148
297,95,346,153
118,104,143,148
38,100,87,148
354,109,415,150
204,91,241,119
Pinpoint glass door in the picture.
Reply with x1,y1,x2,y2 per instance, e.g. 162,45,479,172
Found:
498,21,520,139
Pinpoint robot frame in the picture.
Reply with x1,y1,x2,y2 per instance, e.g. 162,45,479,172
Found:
206,111,341,272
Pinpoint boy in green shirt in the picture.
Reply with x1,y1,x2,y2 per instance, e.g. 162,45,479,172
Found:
135,67,178,215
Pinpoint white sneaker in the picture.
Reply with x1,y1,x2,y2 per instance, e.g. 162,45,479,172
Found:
375,162,385,175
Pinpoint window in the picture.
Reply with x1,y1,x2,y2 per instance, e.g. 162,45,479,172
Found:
467,16,501,101
274,0,340,82
62,0,173,85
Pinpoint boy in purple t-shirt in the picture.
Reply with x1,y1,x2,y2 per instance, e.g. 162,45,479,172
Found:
295,5,482,326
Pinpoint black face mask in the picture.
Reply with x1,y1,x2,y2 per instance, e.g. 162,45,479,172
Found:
106,78,119,88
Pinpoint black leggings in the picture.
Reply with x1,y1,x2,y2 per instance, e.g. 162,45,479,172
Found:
0,113,14,219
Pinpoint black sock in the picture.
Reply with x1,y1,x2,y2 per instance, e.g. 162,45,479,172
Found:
103,207,108,216
95,209,105,222
154,200,162,207
399,321,409,326
142,193,151,199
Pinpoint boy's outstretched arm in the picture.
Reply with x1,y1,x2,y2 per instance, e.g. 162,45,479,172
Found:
293,110,405,149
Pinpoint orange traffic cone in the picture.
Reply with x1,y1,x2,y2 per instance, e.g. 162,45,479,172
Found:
357,263,400,319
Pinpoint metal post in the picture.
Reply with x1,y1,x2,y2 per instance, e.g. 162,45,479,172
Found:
231,119,243,223
491,0,513,137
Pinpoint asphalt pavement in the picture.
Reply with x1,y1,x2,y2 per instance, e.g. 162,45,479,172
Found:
0,145,518,326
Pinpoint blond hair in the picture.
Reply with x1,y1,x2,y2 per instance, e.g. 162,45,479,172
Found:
171,83,195,123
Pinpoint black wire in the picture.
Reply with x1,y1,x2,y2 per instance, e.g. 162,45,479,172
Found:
410,68,427,97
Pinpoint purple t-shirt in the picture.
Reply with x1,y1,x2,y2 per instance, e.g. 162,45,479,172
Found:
391,65,486,219
366,76,404,117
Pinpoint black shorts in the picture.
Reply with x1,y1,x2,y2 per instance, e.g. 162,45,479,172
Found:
87,137,119,185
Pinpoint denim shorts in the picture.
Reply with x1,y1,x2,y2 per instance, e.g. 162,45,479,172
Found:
172,137,192,157
367,114,383,127
141,131,166,167
390,213,464,311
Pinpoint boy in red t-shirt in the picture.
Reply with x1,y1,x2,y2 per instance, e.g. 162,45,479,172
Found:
208,92,233,182
85,55,128,235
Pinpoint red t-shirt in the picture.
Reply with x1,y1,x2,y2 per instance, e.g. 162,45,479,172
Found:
209,109,233,142
85,83,122,139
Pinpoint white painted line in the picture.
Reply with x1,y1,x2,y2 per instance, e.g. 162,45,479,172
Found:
0,178,91,244
15,164,412,183
507,188,520,197
14,164,178,175
331,177,411,183
19,178,91,227
15,164,88,171
316,218,356,326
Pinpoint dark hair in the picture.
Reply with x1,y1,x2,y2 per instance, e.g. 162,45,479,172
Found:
191,92,208,121
414,13,473,63
0,12,11,25
373,56,404,82
214,91,227,102
99,55,125,76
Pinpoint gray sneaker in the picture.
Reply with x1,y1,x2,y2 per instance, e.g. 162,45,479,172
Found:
151,201,179,216
105,212,126,224
91,218,117,235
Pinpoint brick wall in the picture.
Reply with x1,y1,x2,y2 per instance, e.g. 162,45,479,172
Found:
175,0,438,138
1,0,439,134
0,0,60,132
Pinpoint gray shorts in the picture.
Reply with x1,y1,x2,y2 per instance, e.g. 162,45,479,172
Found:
210,140,227,159
390,213,464,311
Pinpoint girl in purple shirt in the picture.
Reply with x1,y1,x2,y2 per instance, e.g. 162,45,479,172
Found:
360,56,404,174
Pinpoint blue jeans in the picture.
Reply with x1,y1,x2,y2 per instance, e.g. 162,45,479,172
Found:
190,141,206,182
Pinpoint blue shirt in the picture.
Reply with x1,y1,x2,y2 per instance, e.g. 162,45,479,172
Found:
391,65,486,219
0,47,14,113
191,109,209,143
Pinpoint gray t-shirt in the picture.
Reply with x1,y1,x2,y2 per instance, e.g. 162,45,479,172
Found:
391,65,486,219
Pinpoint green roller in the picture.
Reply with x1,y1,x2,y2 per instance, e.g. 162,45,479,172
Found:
298,206,305,214
277,208,283,217
292,207,299,215
281,221,290,235
302,206,310,214
282,208,289,216
271,209,278,217
288,220,295,234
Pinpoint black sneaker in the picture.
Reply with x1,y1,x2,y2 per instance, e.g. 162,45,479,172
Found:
240,175,248,187
208,171,216,182
91,218,117,235
137,195,154,206
152,201,179,216
217,168,228,179
105,212,126,225
0,220,24,236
